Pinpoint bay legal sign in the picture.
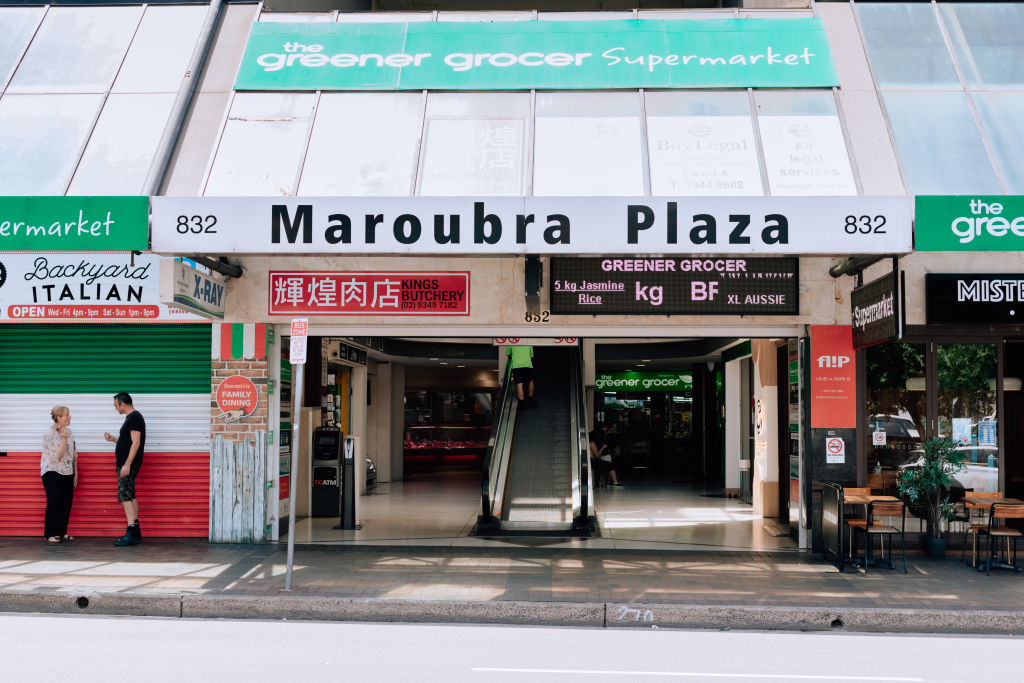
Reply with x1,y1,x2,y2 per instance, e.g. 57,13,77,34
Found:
151,196,911,255
234,19,838,91
0,196,148,251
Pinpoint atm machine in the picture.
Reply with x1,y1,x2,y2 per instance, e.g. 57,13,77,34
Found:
311,426,342,517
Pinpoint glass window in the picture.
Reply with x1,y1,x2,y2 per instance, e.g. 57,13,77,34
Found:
754,91,857,196
436,12,535,22
205,93,317,196
973,92,1024,193
645,91,763,196
937,343,998,493
941,3,1024,88
857,2,960,89
6,6,142,94
883,92,1001,194
338,13,432,24
418,93,530,196
113,6,208,93
68,93,176,195
534,92,644,196
259,12,337,23
864,342,926,496
0,7,43,88
298,93,423,196
0,94,104,195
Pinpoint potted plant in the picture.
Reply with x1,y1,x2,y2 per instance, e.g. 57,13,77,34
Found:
895,436,967,558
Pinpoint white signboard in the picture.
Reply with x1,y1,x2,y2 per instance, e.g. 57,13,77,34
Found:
152,196,912,255
158,259,226,320
759,116,857,196
647,116,763,196
872,431,887,446
826,436,846,464
0,253,204,323
289,317,308,364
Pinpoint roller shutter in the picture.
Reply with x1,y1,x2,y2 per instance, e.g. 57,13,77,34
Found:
0,324,211,537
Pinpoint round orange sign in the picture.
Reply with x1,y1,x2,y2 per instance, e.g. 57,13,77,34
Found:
216,375,259,419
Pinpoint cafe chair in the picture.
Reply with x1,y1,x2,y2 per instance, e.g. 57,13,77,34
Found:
842,487,873,559
961,491,1002,568
984,502,1024,575
860,500,907,573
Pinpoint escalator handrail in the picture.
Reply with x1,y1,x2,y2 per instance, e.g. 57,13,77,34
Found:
481,363,516,524
572,346,590,524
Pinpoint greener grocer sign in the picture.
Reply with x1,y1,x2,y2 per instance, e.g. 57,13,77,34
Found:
0,197,149,251
596,372,693,392
234,19,838,91
915,195,1024,251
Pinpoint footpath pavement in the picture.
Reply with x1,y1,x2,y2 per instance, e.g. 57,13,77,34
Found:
1,538,1023,634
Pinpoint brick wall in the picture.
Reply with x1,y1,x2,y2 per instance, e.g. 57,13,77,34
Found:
211,359,269,439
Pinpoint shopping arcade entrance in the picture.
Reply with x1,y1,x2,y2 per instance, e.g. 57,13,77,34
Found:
273,327,802,552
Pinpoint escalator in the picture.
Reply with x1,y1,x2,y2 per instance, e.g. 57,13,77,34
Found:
479,345,594,535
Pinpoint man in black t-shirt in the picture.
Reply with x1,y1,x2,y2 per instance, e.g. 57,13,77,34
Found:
104,392,146,546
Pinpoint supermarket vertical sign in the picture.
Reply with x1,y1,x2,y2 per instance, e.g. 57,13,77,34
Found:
0,197,149,251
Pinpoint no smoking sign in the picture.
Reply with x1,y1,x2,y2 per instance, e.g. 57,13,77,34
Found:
826,437,846,464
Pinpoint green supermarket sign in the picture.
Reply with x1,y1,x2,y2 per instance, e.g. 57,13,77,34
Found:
0,197,149,251
596,372,693,392
916,195,1024,251
234,19,838,91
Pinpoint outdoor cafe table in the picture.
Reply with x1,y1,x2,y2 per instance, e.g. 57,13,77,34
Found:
843,494,900,569
964,495,1024,572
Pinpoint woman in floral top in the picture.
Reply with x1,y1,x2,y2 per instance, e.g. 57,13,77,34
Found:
41,406,78,543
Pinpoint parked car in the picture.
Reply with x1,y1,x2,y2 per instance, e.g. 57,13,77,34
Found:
899,446,999,494
868,414,923,469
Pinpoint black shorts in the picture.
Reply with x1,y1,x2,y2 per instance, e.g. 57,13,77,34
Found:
511,367,534,386
117,470,139,502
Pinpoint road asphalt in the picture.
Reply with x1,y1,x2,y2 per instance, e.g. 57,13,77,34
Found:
1,538,1023,634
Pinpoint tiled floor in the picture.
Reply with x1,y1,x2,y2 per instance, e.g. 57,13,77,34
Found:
288,471,798,552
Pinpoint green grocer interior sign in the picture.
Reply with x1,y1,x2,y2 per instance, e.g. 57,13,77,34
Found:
234,19,839,91
916,196,1024,251
0,197,149,251
596,371,693,392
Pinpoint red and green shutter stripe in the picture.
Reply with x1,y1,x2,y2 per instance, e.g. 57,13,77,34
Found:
217,323,267,361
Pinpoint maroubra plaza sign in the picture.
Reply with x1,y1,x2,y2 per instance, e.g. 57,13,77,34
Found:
234,19,839,91
151,196,911,255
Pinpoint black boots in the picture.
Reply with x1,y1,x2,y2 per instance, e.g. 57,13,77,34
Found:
114,521,142,546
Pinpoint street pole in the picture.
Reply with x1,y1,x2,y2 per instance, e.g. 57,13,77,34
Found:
284,318,308,591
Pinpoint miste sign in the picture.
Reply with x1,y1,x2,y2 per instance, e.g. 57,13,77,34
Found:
234,19,838,91
151,197,911,255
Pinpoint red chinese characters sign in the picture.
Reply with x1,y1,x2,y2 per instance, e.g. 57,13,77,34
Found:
269,271,470,316
810,325,856,428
